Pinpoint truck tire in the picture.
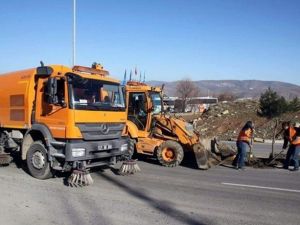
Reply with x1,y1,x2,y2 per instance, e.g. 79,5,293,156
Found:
128,138,136,159
156,140,184,167
26,141,53,179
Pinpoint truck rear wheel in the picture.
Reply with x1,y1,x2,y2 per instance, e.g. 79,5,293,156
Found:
156,140,184,167
26,141,53,179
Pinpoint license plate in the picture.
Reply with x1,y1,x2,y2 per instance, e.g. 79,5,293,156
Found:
98,144,113,151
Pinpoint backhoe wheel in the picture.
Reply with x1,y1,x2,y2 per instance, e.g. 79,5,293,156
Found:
156,140,184,167
26,141,53,180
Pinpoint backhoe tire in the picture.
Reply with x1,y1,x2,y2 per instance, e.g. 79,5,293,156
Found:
26,141,53,180
156,140,184,167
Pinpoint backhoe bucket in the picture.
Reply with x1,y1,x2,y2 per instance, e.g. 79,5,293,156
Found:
118,159,141,175
67,169,93,187
192,143,210,170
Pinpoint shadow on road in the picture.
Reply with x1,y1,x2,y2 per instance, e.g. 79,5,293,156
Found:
96,172,210,225
133,152,200,170
9,151,24,169
57,189,113,225
180,151,200,169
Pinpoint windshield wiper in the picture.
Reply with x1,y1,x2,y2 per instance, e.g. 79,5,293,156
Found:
75,103,101,109
74,102,125,111
110,106,125,111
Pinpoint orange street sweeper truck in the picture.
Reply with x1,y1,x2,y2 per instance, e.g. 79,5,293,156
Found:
0,62,130,186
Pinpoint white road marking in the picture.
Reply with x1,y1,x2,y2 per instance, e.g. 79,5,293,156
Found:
222,182,300,193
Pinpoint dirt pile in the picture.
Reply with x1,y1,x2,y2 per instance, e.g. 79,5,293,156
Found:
193,100,300,141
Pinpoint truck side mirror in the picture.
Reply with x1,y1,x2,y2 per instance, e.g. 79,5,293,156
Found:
45,77,58,104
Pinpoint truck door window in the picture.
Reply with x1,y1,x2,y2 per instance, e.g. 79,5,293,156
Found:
57,79,65,104
43,78,65,105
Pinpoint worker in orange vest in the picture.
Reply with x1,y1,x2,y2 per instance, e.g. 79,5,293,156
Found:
235,121,254,170
281,122,300,171
294,125,300,171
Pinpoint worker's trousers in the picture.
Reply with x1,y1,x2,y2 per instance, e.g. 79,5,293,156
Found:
236,141,247,169
284,145,295,169
291,145,300,169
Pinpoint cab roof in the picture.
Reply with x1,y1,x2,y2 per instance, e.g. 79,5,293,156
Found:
126,81,162,92
49,64,121,84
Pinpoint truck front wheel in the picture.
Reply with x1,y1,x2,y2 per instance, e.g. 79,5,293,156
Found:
127,138,137,159
156,140,184,167
26,141,53,179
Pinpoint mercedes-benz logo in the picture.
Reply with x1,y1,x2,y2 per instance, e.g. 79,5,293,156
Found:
99,124,110,134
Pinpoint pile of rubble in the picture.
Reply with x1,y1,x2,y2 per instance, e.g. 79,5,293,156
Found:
193,100,300,141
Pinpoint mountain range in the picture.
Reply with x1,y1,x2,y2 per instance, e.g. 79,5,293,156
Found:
147,80,300,99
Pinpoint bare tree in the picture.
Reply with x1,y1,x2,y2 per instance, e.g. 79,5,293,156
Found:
217,92,237,102
176,79,200,112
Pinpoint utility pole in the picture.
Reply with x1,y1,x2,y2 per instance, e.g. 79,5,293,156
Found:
72,0,76,66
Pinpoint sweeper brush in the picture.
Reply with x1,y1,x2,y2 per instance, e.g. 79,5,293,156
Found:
67,169,93,187
0,153,12,166
118,159,141,175
0,146,12,166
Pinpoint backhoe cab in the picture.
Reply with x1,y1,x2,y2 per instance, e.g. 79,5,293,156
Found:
125,81,209,169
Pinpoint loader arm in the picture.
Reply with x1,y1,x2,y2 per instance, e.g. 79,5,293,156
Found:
154,115,199,146
154,114,209,169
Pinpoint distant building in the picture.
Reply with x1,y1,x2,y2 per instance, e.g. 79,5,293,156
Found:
167,96,218,113
163,96,178,112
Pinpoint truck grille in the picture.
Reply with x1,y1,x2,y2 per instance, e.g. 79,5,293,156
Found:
76,123,124,141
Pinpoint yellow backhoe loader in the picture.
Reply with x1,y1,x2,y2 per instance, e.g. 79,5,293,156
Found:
125,81,211,169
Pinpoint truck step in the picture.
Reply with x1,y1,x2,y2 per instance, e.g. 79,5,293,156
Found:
50,141,66,148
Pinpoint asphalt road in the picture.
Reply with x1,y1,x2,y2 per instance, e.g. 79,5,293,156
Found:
0,156,300,225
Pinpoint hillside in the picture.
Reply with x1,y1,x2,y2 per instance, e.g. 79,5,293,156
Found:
192,99,300,141
147,80,300,99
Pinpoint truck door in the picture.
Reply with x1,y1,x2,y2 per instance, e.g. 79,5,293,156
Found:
34,77,68,138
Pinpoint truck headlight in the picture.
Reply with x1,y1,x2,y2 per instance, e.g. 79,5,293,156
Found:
120,143,128,152
72,148,86,157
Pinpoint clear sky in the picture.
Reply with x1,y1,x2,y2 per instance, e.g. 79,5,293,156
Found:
0,0,299,84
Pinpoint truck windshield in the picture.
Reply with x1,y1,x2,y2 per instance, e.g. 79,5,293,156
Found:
67,73,125,111
149,92,162,114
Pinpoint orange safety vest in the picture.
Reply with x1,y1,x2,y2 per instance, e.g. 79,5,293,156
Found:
289,127,300,145
237,128,253,143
